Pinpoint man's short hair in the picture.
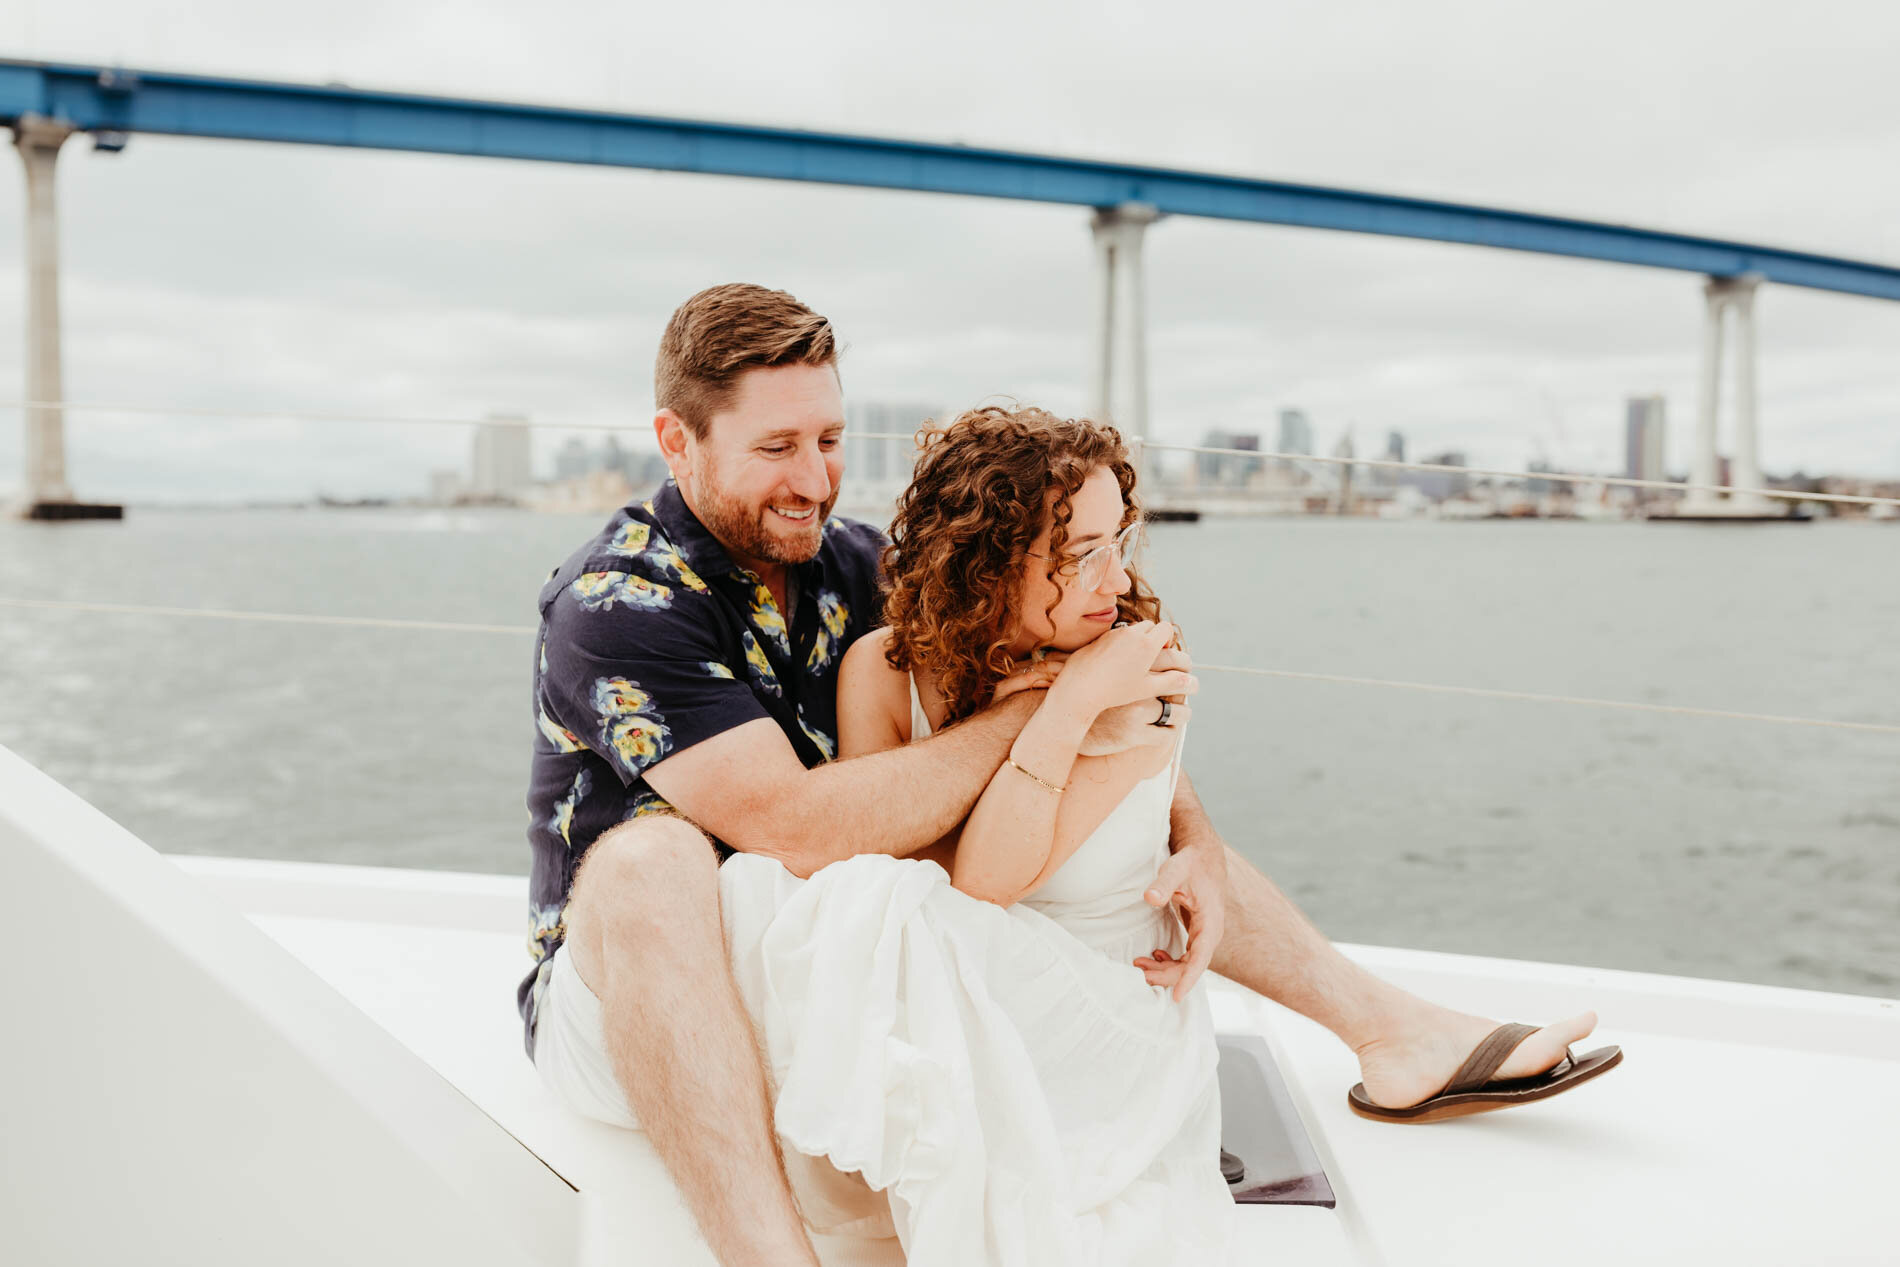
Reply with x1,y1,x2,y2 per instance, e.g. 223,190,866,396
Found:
655,284,837,439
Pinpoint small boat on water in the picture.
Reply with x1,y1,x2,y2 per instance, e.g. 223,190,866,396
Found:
4,739,1896,1266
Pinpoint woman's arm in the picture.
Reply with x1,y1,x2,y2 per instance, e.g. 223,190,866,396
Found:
951,622,1182,906
837,628,1066,759
835,629,1060,871
837,628,911,759
832,628,973,869
950,694,1093,903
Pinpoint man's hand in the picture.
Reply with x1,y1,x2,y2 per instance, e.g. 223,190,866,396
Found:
1076,647,1195,757
1133,837,1226,1001
992,652,1067,703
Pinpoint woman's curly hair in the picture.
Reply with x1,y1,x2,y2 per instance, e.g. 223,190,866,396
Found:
881,404,1165,725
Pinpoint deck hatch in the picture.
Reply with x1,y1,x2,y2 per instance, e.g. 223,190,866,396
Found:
1216,1031,1337,1208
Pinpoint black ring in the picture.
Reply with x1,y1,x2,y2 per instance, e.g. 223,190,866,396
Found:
1153,698,1174,728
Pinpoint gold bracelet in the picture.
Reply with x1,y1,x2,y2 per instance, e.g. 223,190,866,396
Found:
1005,755,1066,795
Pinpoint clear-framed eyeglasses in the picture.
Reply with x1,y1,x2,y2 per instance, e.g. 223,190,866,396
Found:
1030,519,1144,591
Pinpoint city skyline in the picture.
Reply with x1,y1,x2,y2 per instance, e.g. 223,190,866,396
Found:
103,387,1893,510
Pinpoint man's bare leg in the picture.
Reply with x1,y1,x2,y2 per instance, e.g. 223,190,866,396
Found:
562,816,817,1267
1208,844,1597,1109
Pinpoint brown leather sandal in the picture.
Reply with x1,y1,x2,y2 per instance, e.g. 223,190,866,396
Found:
1346,1022,1623,1123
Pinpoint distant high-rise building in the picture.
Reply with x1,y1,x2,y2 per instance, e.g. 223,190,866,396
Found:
553,437,593,482
1276,409,1312,456
599,435,631,480
427,469,465,504
1196,429,1260,486
1399,450,1469,501
470,414,533,498
845,401,937,484
1376,430,1406,487
1625,394,1667,484
1330,427,1356,512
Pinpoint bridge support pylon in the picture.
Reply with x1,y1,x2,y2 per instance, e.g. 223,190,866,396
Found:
1087,202,1160,437
1677,273,1782,521
11,115,120,521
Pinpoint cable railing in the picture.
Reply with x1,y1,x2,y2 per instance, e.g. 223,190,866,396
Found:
7,398,1899,510
2,596,1895,738
5,399,637,434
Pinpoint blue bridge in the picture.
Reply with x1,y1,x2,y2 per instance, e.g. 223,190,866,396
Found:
5,58,1896,518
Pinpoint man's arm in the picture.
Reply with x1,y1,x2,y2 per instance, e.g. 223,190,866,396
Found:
645,629,1186,878
643,695,1040,877
1168,771,1224,855
536,563,1041,874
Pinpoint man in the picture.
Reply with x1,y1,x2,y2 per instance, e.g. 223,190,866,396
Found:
522,283,1602,1265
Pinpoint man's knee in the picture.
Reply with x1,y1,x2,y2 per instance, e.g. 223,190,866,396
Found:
566,815,721,980
588,814,718,895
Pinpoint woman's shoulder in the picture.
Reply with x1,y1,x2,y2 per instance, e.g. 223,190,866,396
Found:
840,626,910,707
842,623,898,671
838,626,916,754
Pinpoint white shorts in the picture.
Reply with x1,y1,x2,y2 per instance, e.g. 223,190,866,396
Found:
531,945,640,1130
530,936,902,1253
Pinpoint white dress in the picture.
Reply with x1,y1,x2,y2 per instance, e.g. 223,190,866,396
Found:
718,677,1232,1266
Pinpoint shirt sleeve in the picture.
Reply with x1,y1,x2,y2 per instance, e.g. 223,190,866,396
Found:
537,565,770,787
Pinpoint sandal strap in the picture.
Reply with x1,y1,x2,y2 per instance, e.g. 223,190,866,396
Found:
1445,1022,1543,1095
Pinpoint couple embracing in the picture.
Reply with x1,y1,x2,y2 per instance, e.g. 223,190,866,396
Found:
517,284,1617,1265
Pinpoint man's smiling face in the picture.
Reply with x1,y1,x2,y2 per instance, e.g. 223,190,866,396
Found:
664,362,846,574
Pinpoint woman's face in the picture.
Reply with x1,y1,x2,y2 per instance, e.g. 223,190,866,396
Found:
1007,464,1134,656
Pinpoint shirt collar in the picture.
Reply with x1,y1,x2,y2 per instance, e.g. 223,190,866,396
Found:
649,480,738,579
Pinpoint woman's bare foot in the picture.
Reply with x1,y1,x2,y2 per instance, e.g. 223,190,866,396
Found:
1352,1006,1598,1110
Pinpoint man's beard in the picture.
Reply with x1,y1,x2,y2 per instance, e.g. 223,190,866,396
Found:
690,456,838,568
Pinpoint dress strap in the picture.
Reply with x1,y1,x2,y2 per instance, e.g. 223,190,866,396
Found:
909,671,933,742
1166,724,1187,799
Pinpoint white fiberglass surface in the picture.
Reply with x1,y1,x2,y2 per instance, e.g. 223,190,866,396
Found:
1226,988,1900,1266
242,913,1361,1264
183,858,1900,1267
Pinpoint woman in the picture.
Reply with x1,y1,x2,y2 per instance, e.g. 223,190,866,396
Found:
718,406,1232,1266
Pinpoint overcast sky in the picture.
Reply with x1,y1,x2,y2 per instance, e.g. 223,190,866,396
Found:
3,0,1899,501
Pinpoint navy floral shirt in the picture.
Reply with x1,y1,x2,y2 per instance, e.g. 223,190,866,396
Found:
518,481,887,1054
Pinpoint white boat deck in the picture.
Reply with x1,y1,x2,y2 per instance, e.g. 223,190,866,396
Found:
5,739,1895,1267
175,854,1900,1265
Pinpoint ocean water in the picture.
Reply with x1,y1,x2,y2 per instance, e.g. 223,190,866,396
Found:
2,507,1896,997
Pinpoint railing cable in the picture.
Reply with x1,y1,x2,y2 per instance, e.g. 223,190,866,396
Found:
3,399,634,434
0,596,531,636
1191,662,1900,736
4,596,1895,737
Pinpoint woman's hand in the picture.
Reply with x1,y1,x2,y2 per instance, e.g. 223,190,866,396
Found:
1049,621,1195,720
991,651,1067,704
1076,645,1195,755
